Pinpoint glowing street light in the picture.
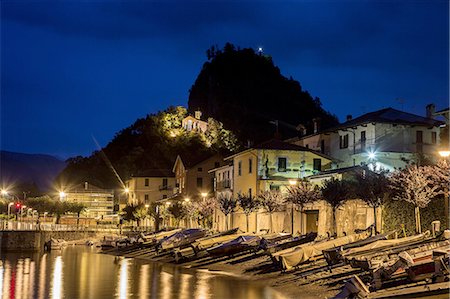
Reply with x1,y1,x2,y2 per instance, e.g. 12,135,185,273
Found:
124,188,130,193
59,191,66,200
288,180,297,186
145,204,149,208
184,197,190,202
201,192,208,200
438,150,450,158
367,150,376,160
1,189,8,196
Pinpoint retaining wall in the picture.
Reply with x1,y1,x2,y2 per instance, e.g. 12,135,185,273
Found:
0,231,99,252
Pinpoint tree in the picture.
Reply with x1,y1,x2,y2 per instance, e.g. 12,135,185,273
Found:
351,167,390,234
389,164,442,234
216,193,236,230
237,193,260,233
25,195,54,215
121,203,147,227
285,180,322,234
167,201,187,227
147,202,162,230
258,190,285,233
50,201,71,224
67,202,87,228
195,197,217,228
321,178,352,237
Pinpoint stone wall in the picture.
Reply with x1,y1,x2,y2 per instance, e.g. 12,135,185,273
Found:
0,231,99,252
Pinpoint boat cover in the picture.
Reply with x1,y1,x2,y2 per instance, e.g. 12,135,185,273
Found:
277,232,369,270
342,232,430,257
192,234,242,251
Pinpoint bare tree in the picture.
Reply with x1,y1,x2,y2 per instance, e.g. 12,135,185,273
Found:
285,180,322,234
321,178,352,237
237,193,260,233
351,167,390,234
216,193,236,230
389,164,442,233
258,190,286,233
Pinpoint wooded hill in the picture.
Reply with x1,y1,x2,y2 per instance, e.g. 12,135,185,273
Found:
57,43,338,189
189,43,338,144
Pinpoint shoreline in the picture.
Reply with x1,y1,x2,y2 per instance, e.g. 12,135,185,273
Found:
102,246,341,299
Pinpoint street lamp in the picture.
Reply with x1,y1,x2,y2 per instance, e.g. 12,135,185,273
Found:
201,192,208,200
59,191,66,201
438,150,450,158
1,189,8,197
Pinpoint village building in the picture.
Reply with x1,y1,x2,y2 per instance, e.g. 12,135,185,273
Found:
125,169,175,206
62,182,114,218
181,110,208,133
209,163,234,230
172,152,225,200
214,139,334,233
290,106,444,171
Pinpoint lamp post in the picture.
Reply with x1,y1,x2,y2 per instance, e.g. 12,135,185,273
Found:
201,192,208,201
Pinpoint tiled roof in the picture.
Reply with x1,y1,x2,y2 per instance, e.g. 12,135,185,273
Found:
179,152,219,168
336,107,443,129
254,139,310,151
132,169,174,177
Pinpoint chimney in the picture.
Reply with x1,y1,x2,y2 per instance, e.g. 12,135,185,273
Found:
296,124,307,136
346,115,352,121
313,118,321,134
194,110,202,120
247,140,253,148
426,104,435,118
84,182,88,190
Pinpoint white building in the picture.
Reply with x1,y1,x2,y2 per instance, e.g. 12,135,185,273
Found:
291,107,444,171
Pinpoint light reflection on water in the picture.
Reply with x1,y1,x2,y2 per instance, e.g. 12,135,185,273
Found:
0,247,287,299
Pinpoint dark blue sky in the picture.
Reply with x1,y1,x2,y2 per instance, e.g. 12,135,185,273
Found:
1,1,448,159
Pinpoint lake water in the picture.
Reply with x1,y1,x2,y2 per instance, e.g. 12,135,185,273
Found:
0,246,287,299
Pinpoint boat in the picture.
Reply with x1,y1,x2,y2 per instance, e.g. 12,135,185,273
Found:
157,228,208,251
138,229,182,248
274,232,370,271
262,232,317,254
207,235,262,257
323,231,395,266
44,238,67,251
343,231,435,269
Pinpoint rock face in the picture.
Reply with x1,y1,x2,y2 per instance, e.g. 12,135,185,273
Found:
0,150,66,192
188,44,338,144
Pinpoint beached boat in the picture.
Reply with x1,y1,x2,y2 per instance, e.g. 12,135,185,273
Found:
207,235,262,257
262,232,317,254
44,238,67,251
138,229,182,248
274,232,370,271
158,228,208,251
323,231,394,266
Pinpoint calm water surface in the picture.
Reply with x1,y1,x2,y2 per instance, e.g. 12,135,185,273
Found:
0,246,287,299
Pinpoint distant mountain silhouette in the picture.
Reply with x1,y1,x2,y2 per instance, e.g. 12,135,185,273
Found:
0,150,66,193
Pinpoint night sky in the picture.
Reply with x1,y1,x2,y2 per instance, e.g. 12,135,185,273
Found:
1,1,448,159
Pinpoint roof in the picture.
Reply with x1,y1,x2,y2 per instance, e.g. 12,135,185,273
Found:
173,152,220,172
67,182,113,193
226,139,335,161
336,107,443,129
307,166,363,179
131,169,174,178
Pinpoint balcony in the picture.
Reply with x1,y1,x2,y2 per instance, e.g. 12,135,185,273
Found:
216,179,231,190
159,185,173,191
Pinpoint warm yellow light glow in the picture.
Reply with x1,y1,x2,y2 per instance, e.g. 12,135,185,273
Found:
165,201,171,206
124,188,129,193
184,197,190,202
288,180,297,186
201,192,208,198
170,131,176,138
117,258,128,299
51,256,63,299
1,189,8,196
59,191,66,198
439,150,450,158
145,204,149,208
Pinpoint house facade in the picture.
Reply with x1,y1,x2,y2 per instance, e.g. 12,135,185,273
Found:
292,107,444,171
217,139,334,233
125,169,175,206
172,153,225,200
63,182,114,218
